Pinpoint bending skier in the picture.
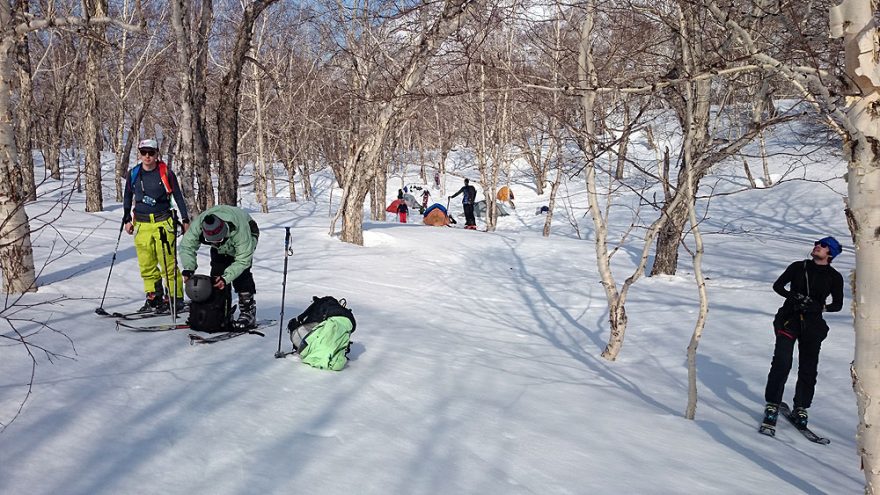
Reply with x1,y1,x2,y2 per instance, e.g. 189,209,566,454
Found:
179,205,260,328
761,237,844,431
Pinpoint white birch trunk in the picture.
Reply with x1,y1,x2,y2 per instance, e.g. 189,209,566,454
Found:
252,46,268,213
829,0,880,490
680,6,709,420
0,9,36,293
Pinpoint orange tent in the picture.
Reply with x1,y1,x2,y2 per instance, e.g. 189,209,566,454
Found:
497,186,514,202
423,203,450,226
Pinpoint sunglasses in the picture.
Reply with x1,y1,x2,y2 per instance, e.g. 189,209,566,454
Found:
814,241,829,248
139,149,157,157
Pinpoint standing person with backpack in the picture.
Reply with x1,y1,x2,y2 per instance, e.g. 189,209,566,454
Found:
449,178,478,230
178,205,260,329
760,236,844,433
122,138,190,313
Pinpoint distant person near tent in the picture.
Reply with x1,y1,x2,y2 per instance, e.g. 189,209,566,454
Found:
449,178,477,230
390,189,407,222
123,138,190,314
397,201,408,223
759,236,844,436
421,190,430,211
434,171,441,190
179,205,260,329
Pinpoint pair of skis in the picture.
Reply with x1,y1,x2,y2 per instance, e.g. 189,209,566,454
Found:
97,304,190,321
115,314,274,344
107,304,273,345
759,402,830,445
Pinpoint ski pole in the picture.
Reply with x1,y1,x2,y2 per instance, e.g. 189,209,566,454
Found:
95,220,126,315
275,227,292,358
158,226,175,323
171,210,181,321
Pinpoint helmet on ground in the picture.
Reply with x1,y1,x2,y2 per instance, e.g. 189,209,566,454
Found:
185,274,214,302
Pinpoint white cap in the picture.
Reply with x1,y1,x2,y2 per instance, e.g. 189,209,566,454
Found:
138,138,158,150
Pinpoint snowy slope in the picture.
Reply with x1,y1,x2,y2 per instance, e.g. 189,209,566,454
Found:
0,139,861,494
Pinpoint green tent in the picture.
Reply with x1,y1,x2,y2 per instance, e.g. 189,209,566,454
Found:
474,200,509,218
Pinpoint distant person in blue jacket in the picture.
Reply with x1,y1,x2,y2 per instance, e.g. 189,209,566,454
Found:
449,179,477,230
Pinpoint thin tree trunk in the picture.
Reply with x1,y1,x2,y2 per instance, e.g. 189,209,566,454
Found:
172,0,196,210
742,158,756,188
680,6,709,419
615,104,630,180
542,163,562,237
759,131,772,186
82,0,108,213
217,0,279,206
193,0,214,213
253,51,268,213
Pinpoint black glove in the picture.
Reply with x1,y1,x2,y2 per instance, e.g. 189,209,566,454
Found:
182,270,194,279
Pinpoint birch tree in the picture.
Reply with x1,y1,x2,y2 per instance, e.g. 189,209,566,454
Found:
827,1,880,489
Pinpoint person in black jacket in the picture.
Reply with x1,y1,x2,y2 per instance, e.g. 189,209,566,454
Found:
761,236,844,431
449,178,478,230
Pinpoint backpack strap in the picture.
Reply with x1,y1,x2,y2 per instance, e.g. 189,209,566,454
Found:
130,163,173,194
157,163,173,194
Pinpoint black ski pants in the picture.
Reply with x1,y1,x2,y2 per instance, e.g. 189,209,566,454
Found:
209,220,259,295
463,203,476,226
764,314,829,409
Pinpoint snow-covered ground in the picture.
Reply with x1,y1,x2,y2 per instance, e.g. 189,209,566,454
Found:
0,130,861,494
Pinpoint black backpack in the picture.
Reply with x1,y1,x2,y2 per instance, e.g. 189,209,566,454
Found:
187,286,234,333
288,295,356,333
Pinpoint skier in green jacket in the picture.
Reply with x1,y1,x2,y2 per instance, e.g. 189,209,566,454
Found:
179,205,259,328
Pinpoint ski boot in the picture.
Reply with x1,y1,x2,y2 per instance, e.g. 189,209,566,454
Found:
792,407,809,430
234,292,257,330
759,403,779,436
162,294,186,314
137,283,165,313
